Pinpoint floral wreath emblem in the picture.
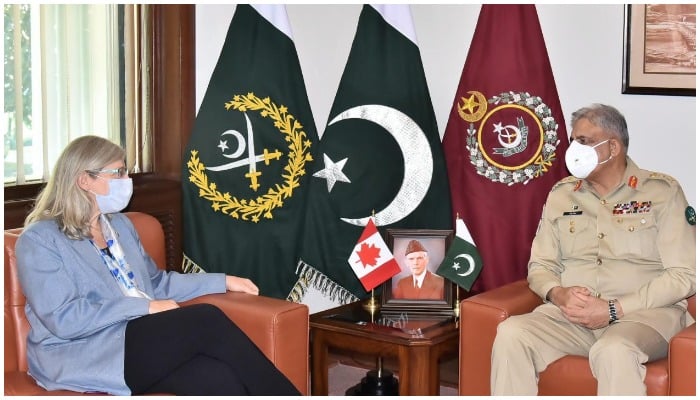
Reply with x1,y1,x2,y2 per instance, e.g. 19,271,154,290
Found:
187,93,313,223
460,91,561,186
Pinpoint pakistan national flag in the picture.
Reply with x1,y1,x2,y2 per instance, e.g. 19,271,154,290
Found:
182,5,316,299
289,5,452,312
436,217,483,291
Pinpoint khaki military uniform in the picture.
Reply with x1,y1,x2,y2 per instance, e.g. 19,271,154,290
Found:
491,157,696,395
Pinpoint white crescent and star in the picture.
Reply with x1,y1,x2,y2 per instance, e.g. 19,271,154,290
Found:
218,129,246,159
313,104,433,227
453,253,476,276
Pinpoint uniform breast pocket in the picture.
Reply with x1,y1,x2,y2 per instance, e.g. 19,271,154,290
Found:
610,214,658,259
556,216,597,259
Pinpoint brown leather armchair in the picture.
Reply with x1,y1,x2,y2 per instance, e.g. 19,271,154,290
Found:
458,279,695,396
5,211,309,395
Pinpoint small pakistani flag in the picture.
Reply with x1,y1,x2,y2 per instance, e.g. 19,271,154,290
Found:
436,216,483,291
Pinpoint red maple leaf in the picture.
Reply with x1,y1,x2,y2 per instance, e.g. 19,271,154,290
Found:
356,242,381,268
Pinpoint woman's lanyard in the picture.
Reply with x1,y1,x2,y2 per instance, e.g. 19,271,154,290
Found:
91,215,152,300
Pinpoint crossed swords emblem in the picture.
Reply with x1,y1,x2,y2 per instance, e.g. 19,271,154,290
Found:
206,112,282,191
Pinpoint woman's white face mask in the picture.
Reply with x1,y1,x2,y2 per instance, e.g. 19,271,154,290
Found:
564,139,612,179
90,177,134,214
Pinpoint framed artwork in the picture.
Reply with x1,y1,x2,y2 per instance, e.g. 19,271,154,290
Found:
622,4,696,96
380,229,456,318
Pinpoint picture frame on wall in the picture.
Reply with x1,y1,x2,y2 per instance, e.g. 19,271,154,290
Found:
380,229,456,318
622,4,696,96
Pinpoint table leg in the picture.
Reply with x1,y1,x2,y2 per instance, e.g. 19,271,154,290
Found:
399,345,434,395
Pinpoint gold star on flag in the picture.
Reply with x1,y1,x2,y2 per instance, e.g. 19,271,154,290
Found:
460,94,479,114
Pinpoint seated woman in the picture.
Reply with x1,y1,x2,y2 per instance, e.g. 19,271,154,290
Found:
15,135,300,396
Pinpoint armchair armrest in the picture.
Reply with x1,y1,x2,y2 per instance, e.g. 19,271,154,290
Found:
458,279,542,395
669,323,695,396
181,292,309,395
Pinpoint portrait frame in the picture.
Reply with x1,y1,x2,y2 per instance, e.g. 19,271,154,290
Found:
380,229,455,318
622,4,696,96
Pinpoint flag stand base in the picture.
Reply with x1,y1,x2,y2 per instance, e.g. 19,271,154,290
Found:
345,357,398,396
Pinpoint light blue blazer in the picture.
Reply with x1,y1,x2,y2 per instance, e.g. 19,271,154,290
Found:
15,213,226,395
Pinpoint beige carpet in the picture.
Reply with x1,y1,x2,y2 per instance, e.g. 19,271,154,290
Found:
327,361,458,396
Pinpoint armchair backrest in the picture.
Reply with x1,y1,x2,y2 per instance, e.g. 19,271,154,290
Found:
122,212,167,270
4,212,166,374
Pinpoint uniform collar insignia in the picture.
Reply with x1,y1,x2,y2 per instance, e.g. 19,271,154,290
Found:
573,180,582,192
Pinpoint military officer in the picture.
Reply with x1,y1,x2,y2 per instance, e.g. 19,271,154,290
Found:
490,103,695,395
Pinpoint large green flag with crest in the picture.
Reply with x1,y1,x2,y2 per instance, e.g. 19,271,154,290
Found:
288,5,452,312
182,4,316,299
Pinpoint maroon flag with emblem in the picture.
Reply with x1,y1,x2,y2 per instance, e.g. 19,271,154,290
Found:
442,5,570,294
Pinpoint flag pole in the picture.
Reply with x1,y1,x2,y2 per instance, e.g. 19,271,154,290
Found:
362,287,380,320
453,213,461,322
362,210,381,317
454,284,460,319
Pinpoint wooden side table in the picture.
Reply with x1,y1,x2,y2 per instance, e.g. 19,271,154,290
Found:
310,301,459,396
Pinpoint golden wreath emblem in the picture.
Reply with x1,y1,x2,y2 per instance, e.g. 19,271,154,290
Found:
187,93,313,223
458,90,561,186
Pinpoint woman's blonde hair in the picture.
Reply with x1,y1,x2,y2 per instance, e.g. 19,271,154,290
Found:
25,135,126,239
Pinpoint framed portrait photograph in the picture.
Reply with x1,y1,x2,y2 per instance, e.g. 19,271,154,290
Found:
380,229,456,318
622,4,696,96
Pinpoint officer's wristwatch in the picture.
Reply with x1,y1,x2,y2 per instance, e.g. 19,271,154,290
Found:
608,299,618,324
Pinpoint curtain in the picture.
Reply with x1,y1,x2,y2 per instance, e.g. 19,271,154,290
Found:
6,4,151,184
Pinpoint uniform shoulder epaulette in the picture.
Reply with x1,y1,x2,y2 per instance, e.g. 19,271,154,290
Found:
648,172,678,186
551,176,579,191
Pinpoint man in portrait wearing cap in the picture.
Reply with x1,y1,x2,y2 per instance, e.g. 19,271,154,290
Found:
393,239,445,300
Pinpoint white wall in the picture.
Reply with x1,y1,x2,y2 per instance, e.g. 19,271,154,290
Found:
195,4,696,206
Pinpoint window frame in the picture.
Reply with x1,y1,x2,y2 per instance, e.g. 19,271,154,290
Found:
4,5,195,211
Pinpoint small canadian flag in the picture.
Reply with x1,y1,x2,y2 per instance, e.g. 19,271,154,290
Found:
347,218,401,292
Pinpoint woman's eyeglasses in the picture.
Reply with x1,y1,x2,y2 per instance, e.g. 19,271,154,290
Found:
86,167,128,178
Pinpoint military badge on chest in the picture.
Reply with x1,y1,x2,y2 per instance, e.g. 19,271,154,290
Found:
563,204,582,216
686,206,696,226
612,201,652,215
